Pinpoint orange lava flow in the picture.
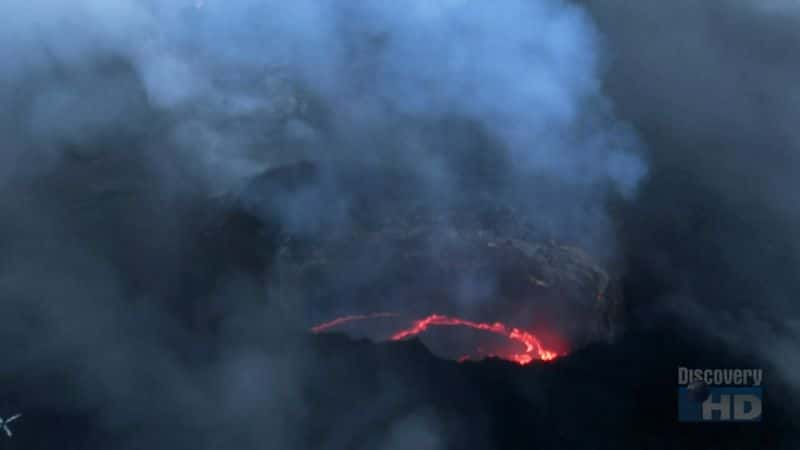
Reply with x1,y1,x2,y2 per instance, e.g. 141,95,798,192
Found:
310,312,399,333
390,314,559,364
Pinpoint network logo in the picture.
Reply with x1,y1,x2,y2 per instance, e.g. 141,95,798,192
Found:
677,367,762,422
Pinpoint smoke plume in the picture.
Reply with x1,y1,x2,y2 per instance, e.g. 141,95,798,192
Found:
0,0,650,448
579,0,800,392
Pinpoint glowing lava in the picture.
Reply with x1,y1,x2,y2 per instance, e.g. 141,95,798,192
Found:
311,312,561,365
390,314,559,364
310,312,399,333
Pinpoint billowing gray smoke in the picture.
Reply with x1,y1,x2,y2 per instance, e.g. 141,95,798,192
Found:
2,0,644,214
579,0,800,394
0,0,652,448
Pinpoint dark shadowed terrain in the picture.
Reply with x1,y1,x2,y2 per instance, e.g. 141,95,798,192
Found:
1,155,798,449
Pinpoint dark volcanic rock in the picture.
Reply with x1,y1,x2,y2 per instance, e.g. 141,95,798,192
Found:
303,328,798,450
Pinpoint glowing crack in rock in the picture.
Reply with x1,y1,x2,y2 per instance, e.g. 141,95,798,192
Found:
310,312,399,333
311,313,561,364
390,314,559,364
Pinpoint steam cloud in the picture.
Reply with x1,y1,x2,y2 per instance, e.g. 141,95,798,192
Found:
579,0,800,393
2,0,645,210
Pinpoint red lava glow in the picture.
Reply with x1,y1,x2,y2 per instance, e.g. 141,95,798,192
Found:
311,312,562,365
390,314,559,364
310,312,399,333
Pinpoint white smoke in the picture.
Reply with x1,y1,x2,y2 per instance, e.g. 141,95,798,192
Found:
2,0,645,199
